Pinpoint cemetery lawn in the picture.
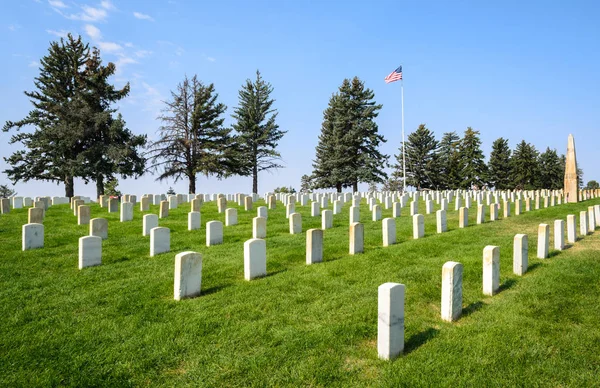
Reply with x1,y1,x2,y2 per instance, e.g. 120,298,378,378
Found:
1,198,600,387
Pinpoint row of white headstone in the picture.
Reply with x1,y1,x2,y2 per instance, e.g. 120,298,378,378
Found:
376,205,600,360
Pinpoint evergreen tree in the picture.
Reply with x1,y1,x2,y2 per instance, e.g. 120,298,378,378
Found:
147,75,234,194
437,131,462,189
79,48,146,197
232,70,286,194
0,184,17,198
400,124,439,190
382,176,403,192
585,180,599,190
166,187,176,195
458,127,487,189
104,178,121,197
3,34,90,197
487,137,512,190
311,94,353,191
312,78,387,192
511,140,539,189
538,147,563,189
300,174,312,192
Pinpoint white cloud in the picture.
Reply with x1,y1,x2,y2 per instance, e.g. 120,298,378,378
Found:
124,42,134,48
28,61,40,68
133,12,154,21
48,0,68,8
207,56,216,62
46,29,70,38
8,24,20,31
100,0,115,10
57,6,108,22
98,41,122,53
134,50,152,58
84,24,101,40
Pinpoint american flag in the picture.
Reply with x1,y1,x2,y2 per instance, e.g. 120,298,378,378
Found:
384,66,403,83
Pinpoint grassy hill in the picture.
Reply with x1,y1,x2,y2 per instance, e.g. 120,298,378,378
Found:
1,196,599,386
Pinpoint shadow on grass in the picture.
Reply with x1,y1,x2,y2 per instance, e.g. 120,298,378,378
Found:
462,301,485,318
202,284,228,296
548,250,561,258
266,269,287,278
404,327,440,354
498,278,517,293
527,262,541,273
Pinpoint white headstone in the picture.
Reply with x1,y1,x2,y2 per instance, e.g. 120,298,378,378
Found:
90,217,108,240
513,234,528,275
306,228,323,265
143,214,158,236
120,202,133,222
483,245,500,296
459,207,468,228
289,213,302,234
413,214,424,239
436,209,447,233
79,235,102,269
206,221,223,246
441,261,463,322
188,211,201,231
150,227,170,256
253,216,267,239
349,222,364,254
382,217,396,247
22,223,44,251
377,282,405,360
537,224,549,259
322,209,333,229
350,206,360,224
174,251,202,300
554,220,565,250
244,238,267,280
226,208,238,226
257,206,268,219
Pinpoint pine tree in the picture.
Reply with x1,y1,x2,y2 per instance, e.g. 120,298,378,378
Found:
400,124,439,190
511,140,539,190
79,48,146,197
339,77,387,191
232,70,286,194
538,147,563,189
3,34,90,197
458,127,487,189
487,137,512,190
104,178,121,197
311,94,353,192
437,131,462,189
147,75,234,194
585,180,599,190
0,184,17,198
300,174,312,192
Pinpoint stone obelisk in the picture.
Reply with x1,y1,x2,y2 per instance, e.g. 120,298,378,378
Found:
564,134,578,203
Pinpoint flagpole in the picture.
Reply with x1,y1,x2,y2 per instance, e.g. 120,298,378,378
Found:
401,75,406,194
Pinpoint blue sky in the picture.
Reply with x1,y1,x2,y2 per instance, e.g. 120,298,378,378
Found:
2,0,599,196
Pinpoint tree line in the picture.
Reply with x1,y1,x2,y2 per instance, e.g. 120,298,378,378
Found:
2,34,592,197
383,125,582,191
2,34,285,197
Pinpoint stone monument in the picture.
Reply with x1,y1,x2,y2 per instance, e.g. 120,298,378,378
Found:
564,134,578,203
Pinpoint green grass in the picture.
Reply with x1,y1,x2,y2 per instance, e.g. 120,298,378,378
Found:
1,196,600,386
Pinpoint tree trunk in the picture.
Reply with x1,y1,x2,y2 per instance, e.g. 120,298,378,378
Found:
252,164,258,194
189,175,196,195
64,175,74,198
352,181,358,193
336,183,342,193
96,173,105,199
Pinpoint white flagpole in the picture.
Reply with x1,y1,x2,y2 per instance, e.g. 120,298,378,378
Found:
401,74,406,193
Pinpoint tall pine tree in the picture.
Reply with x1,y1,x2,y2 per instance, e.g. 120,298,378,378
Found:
437,131,461,189
458,127,487,189
147,75,234,194
3,34,89,197
538,147,563,189
487,137,512,190
399,124,439,190
511,140,539,189
232,70,286,194
79,48,146,197
312,77,387,192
